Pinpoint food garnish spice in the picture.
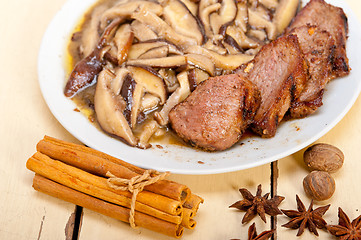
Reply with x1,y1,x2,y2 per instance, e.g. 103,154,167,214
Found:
231,222,274,240
303,170,336,201
303,143,344,173
229,184,285,224
281,195,330,236
327,207,361,239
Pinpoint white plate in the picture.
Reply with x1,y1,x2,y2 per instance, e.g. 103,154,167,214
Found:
38,0,361,175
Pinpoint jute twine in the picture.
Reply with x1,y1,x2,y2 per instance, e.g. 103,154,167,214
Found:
106,170,170,228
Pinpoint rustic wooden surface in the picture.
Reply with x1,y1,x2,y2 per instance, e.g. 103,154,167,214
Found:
1,0,360,239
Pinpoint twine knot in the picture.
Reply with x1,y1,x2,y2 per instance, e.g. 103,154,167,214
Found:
106,170,170,228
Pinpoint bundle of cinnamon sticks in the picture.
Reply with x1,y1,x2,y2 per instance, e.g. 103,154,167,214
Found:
26,136,203,238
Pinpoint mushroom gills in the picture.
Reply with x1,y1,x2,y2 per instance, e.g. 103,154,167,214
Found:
94,68,138,146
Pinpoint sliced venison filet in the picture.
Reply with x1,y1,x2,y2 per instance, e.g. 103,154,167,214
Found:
288,25,336,118
288,0,349,78
169,74,261,151
236,34,308,138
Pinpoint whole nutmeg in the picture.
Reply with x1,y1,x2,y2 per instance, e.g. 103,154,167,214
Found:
303,171,335,201
303,143,344,173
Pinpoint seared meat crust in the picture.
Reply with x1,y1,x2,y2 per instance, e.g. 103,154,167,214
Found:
237,34,308,138
169,74,261,151
288,0,349,78
288,25,336,118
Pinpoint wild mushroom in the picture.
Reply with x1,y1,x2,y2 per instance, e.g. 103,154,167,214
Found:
130,20,158,42
137,120,160,149
248,8,277,40
185,45,254,70
64,17,122,97
113,23,134,65
226,25,259,49
234,1,248,32
126,55,187,68
128,40,182,60
198,0,221,37
186,53,215,76
154,71,190,126
158,68,179,93
100,0,163,30
131,6,198,49
273,0,300,34
163,0,204,45
94,68,138,146
138,45,169,59
209,0,238,35
127,65,167,104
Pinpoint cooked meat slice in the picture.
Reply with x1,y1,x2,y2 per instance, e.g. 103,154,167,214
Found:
288,25,336,118
169,74,261,151
288,0,349,78
236,34,308,138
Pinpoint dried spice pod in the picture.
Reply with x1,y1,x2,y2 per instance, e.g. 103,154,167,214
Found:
303,171,335,201
303,143,344,173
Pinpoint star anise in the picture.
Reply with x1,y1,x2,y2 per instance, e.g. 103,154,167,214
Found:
248,223,275,240
327,207,361,239
230,223,274,240
281,195,330,236
229,184,285,224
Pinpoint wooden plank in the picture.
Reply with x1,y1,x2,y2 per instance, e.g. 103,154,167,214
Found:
78,166,272,240
0,0,79,239
276,87,361,238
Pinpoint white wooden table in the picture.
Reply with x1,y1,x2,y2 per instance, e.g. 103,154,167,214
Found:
1,0,361,239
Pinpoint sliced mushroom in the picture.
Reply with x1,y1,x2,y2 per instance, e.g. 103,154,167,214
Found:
111,67,130,95
81,4,109,57
198,2,221,38
226,25,259,49
130,20,158,42
138,45,169,59
154,71,191,126
185,53,215,76
273,0,300,34
137,120,160,149
100,1,163,29
113,23,134,65
64,18,122,97
248,29,267,41
127,65,167,104
234,1,248,32
180,0,198,16
185,45,254,70
259,0,278,9
126,55,187,68
128,40,182,60
163,0,204,44
203,39,227,55
130,83,144,128
248,8,277,40
140,93,161,112
94,68,138,146
131,6,198,48
158,68,179,93
209,0,238,34
188,68,209,91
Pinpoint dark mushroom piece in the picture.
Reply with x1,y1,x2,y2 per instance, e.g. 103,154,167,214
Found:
94,68,138,146
64,17,122,98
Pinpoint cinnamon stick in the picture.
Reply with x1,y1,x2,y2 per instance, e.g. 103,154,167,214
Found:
37,136,190,202
32,174,184,238
26,152,182,224
181,208,196,229
183,194,204,213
